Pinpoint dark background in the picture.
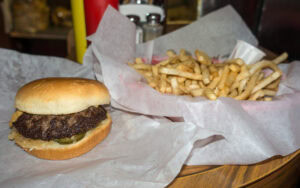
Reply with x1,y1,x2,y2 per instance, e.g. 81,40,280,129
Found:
0,0,299,60
187,0,300,60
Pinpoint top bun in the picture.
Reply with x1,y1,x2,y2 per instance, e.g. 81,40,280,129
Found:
15,77,110,115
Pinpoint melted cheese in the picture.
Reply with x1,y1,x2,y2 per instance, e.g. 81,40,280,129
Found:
9,110,23,128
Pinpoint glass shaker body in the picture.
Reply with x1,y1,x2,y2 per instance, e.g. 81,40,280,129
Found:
143,13,163,42
135,25,143,44
127,15,144,44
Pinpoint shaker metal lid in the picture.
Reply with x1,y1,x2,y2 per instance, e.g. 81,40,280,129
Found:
127,14,141,25
146,13,161,23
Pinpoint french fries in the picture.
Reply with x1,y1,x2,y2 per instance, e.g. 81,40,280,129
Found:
128,49,286,101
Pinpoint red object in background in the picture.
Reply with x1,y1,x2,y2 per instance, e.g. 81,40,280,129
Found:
84,0,118,36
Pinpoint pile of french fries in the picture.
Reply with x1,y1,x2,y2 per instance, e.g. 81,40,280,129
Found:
128,49,288,101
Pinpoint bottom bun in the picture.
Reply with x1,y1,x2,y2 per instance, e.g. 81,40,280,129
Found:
9,113,112,160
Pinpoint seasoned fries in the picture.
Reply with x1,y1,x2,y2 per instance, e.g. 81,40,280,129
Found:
128,49,286,101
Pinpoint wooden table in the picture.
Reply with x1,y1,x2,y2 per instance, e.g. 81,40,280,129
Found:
168,149,300,187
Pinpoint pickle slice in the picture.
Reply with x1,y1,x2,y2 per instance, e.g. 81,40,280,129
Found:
73,133,85,141
54,133,86,145
55,137,73,145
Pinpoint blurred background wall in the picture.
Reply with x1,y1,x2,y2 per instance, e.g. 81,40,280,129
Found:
0,0,299,60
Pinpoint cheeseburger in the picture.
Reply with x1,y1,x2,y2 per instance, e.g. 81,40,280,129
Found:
8,77,112,160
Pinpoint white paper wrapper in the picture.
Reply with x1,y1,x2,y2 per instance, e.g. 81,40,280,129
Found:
229,40,266,64
0,48,214,187
88,5,300,166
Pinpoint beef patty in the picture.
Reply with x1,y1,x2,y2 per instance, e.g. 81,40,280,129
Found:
13,106,107,141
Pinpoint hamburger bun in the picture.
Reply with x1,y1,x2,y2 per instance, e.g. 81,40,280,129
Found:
15,77,110,115
9,77,112,160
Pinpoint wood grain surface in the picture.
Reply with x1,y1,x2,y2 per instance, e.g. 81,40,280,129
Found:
168,150,300,187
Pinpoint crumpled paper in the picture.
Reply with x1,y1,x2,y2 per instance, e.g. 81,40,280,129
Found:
88,5,300,166
0,48,214,187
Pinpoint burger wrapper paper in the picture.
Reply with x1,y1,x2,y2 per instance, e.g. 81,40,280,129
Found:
89,5,300,165
0,49,213,187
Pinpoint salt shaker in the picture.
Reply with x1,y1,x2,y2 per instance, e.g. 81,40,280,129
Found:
143,13,163,42
127,15,144,44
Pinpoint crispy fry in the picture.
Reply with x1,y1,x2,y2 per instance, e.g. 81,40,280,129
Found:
273,52,288,65
236,65,250,81
159,67,202,80
218,65,229,89
178,83,188,94
198,81,205,88
238,77,249,94
159,74,168,93
211,71,219,79
176,64,193,73
133,69,147,77
185,79,192,88
170,57,180,64
129,49,286,101
166,50,176,57
264,97,273,101
226,71,238,87
229,64,241,72
201,64,210,85
190,88,204,97
177,77,186,83
132,64,152,70
179,49,190,61
188,84,200,90
228,89,238,98
135,57,144,64
249,90,265,101
262,89,277,96
219,86,230,97
195,50,211,65
230,80,240,91
257,72,265,83
252,71,281,94
166,86,172,94
208,76,221,89
225,58,245,66
209,65,218,73
214,87,220,97
170,77,180,95
235,71,260,100
266,78,280,90
214,63,226,68
194,61,201,74
149,80,157,88
156,58,172,66
249,60,281,75
152,65,159,78
204,88,217,100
